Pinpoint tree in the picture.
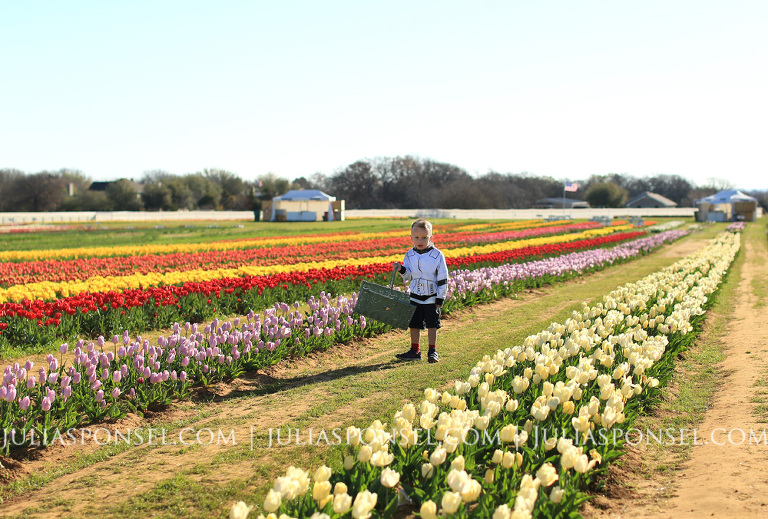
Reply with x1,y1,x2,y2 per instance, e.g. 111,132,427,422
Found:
106,180,143,211
15,171,68,211
585,182,628,208
204,168,246,209
0,169,25,211
258,172,291,201
328,161,382,209
141,182,173,211
184,173,222,209
59,189,110,211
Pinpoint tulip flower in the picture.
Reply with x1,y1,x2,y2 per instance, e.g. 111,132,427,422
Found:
441,491,462,515
229,501,253,519
380,468,400,488
262,489,281,513
420,500,438,519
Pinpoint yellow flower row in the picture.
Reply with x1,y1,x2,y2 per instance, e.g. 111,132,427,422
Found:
0,225,635,303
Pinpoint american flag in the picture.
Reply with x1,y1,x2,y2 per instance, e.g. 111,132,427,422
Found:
564,182,579,192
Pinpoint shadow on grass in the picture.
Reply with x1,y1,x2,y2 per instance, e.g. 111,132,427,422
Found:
190,358,404,401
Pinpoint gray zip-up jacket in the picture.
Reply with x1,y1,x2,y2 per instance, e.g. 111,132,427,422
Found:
398,245,449,306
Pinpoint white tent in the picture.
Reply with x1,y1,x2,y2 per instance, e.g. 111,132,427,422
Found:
273,189,336,202
696,189,759,222
697,189,756,205
269,190,342,222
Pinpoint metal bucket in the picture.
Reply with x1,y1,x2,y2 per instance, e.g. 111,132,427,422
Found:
353,266,415,329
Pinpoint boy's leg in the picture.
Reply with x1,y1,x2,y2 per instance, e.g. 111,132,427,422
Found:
410,328,421,352
427,328,439,363
396,306,423,361
396,328,422,360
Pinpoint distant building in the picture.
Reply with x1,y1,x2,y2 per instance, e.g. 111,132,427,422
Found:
88,179,144,195
261,189,345,222
535,197,589,209
625,191,677,209
696,189,761,222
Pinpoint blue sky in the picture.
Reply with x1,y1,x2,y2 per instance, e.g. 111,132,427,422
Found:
2,0,766,190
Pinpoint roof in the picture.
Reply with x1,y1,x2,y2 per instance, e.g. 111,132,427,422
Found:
536,197,590,207
697,189,757,205
626,191,677,207
273,189,336,201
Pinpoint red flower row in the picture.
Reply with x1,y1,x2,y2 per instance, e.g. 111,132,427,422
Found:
0,231,643,325
2,221,604,286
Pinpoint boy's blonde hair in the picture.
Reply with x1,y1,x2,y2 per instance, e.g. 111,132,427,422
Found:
411,218,432,236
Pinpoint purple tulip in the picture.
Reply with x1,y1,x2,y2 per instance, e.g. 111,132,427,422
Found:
41,397,52,411
95,390,104,402
111,387,121,399
27,376,37,389
19,395,31,410
4,385,16,402
60,343,69,354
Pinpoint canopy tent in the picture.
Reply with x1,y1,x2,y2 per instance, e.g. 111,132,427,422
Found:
266,190,343,222
272,189,336,202
696,189,759,222
697,189,756,205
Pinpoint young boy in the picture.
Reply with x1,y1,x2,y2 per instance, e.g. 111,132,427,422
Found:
393,218,449,363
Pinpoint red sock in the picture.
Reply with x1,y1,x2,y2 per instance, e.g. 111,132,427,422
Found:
411,343,420,353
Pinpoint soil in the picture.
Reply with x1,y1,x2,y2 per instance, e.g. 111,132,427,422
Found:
1,230,765,518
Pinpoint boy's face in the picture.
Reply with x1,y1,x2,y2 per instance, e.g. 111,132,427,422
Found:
411,227,430,250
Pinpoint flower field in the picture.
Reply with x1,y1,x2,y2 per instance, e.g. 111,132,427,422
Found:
0,220,648,353
0,217,745,519
234,229,740,519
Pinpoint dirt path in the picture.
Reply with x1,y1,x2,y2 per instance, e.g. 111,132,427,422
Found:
586,231,768,519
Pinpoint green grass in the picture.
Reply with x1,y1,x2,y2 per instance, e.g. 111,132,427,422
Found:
745,219,768,308
0,218,461,252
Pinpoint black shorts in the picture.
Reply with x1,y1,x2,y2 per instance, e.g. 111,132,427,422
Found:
409,303,441,330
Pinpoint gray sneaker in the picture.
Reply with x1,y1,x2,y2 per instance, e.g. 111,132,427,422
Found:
396,350,422,361
427,350,439,363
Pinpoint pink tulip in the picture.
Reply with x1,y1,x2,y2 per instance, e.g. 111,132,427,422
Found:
112,371,122,384
19,395,31,410
111,387,121,399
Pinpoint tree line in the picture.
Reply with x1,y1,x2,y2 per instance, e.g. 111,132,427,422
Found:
1,158,764,213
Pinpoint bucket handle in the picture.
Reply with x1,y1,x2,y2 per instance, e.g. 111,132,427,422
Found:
389,264,399,289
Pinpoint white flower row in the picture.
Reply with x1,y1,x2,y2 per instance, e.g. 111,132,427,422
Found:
231,232,739,519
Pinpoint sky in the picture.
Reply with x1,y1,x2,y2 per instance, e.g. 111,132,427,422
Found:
2,0,766,191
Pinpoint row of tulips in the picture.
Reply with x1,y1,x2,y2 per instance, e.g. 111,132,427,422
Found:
0,219,563,263
0,224,638,304
231,230,739,519
0,230,647,352
726,221,745,232
0,230,688,453
1,221,614,286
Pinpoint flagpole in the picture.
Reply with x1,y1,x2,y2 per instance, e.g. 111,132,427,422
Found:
563,182,566,216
